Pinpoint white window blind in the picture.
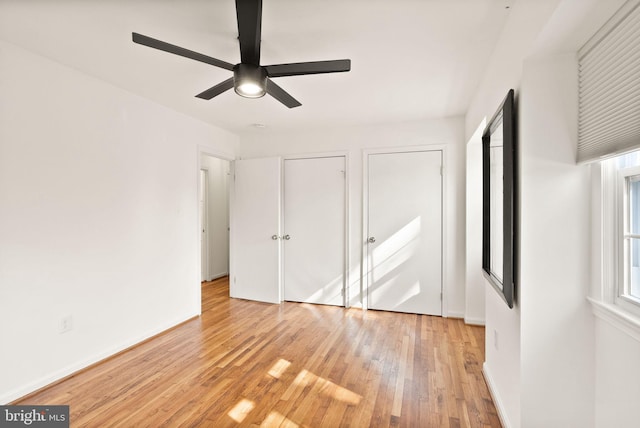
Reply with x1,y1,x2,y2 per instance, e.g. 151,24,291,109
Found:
578,0,640,163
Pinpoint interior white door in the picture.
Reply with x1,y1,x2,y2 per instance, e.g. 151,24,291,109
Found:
231,157,281,304
367,150,442,316
283,156,345,306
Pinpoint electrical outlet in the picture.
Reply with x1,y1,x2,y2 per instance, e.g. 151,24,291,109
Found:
59,315,73,334
494,329,499,350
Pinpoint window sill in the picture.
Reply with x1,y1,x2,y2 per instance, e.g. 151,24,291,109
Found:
588,297,640,342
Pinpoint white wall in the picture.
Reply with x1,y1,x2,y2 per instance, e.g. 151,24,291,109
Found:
465,121,486,325
239,118,466,315
200,156,230,280
0,40,239,403
464,2,563,425
583,0,640,422
465,1,631,426
594,320,640,426
519,54,594,427
465,0,563,143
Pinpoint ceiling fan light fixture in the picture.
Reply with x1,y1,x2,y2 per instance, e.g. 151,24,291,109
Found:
132,1,351,108
233,64,267,98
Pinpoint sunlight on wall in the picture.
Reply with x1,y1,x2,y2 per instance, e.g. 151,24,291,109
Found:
371,217,421,281
369,217,422,309
228,398,255,423
305,273,344,302
397,281,421,305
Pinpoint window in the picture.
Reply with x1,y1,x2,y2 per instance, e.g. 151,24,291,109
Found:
624,173,640,300
617,154,640,314
583,0,640,337
600,151,640,320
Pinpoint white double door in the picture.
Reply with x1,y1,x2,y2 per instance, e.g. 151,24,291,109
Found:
366,150,443,316
231,156,346,306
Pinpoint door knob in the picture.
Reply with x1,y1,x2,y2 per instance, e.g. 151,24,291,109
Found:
271,235,279,240
368,237,376,243
283,235,291,240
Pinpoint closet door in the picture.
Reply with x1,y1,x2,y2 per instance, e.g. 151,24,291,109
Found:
367,150,442,316
231,157,281,303
283,156,346,306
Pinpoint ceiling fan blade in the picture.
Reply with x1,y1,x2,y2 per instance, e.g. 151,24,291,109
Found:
132,32,235,71
266,79,301,108
195,78,235,100
265,59,351,78
235,0,262,65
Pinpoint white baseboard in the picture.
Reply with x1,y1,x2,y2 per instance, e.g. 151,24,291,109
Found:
464,316,486,326
482,362,512,428
0,312,198,404
206,272,229,281
447,310,465,319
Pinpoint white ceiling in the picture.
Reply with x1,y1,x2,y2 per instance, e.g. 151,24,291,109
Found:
0,0,513,135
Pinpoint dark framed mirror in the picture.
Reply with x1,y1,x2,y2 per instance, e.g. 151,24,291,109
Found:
482,89,516,308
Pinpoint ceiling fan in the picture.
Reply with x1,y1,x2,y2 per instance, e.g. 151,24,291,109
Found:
132,0,351,108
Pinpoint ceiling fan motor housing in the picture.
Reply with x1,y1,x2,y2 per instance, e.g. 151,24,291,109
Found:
233,63,268,98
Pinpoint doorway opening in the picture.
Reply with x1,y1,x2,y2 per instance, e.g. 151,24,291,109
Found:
199,154,231,286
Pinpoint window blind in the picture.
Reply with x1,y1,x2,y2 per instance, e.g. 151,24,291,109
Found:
578,0,640,163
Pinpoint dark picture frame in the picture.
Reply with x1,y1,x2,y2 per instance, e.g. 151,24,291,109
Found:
482,89,516,308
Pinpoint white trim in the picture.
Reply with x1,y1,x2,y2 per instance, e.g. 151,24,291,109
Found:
282,150,350,161
362,145,447,155
362,144,447,315
442,147,448,317
362,151,370,311
447,310,465,319
591,153,640,343
208,272,229,281
0,312,197,404
602,160,617,302
228,160,236,301
618,165,640,310
482,363,512,428
595,156,640,320
345,153,351,308
200,168,210,282
588,297,640,342
464,316,486,326
197,144,235,162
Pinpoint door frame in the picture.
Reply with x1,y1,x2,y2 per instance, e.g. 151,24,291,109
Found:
362,145,448,315
282,151,350,307
200,168,210,282
197,146,235,314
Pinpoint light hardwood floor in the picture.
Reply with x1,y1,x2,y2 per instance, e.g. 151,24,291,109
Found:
16,277,501,427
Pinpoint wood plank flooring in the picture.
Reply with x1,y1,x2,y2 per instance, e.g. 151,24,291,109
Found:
16,277,501,427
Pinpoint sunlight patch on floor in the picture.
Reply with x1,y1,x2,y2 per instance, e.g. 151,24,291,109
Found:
291,369,361,405
268,358,292,379
260,411,299,428
228,398,255,423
